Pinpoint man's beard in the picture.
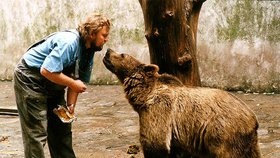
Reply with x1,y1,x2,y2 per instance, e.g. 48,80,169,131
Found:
93,45,102,51
90,40,103,51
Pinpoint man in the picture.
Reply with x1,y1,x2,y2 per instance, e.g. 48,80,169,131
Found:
13,13,111,158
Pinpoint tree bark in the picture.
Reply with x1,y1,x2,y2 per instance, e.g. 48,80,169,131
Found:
139,0,206,86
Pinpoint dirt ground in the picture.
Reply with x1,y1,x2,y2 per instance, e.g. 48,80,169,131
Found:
0,81,279,158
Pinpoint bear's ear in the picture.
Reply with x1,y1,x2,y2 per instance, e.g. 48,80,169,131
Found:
143,64,159,77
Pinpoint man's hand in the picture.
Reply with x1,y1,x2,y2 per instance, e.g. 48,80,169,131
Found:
40,67,87,93
70,80,87,93
67,104,75,114
67,88,79,114
41,68,85,114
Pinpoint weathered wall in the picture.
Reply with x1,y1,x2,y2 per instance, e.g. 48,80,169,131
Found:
0,0,279,93
197,0,280,93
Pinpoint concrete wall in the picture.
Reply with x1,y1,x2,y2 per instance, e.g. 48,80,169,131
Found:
0,0,279,93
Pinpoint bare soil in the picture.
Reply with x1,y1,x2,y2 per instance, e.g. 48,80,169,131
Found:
0,81,279,158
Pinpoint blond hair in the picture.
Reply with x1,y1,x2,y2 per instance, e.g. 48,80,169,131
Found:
77,13,111,39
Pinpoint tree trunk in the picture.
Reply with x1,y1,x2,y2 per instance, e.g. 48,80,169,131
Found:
139,0,206,86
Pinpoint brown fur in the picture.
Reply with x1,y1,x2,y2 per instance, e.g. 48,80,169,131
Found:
103,48,261,158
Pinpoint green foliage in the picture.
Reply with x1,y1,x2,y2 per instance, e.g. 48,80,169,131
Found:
22,0,78,46
116,27,144,44
216,0,280,42
96,1,145,46
266,15,280,42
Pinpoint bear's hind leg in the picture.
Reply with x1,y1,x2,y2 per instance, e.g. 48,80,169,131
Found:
244,138,261,158
209,138,261,158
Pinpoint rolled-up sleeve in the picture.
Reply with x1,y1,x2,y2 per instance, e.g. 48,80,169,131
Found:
41,36,76,73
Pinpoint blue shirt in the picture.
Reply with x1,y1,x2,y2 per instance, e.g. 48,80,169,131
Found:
23,29,94,83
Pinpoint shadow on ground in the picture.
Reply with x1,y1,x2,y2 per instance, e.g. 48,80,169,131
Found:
0,81,279,158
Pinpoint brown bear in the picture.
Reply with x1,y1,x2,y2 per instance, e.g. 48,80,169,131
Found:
103,48,261,158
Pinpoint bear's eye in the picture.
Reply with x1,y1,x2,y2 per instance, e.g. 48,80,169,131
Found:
120,54,125,58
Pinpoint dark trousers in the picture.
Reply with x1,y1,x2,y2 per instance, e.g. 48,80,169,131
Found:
13,59,76,158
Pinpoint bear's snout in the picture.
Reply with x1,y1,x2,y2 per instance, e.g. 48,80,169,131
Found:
106,48,113,54
103,49,114,72
105,48,112,59
104,48,118,61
